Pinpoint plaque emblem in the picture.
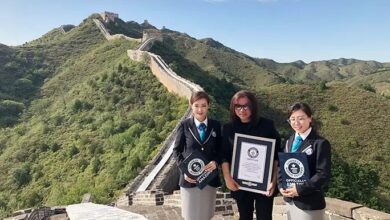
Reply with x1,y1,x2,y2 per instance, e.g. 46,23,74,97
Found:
188,158,205,176
247,147,259,158
284,158,305,179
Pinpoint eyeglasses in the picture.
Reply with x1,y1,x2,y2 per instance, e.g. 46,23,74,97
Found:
235,104,250,111
287,116,308,124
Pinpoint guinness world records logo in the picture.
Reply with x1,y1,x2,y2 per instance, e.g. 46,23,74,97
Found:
247,147,259,158
188,158,205,176
284,158,305,178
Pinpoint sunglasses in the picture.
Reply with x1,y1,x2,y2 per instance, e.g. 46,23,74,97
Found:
234,104,250,111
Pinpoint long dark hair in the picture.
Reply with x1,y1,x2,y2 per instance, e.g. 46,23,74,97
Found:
229,90,258,125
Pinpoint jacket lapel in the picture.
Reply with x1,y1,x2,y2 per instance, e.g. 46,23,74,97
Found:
203,122,214,145
286,135,294,152
298,130,316,153
188,117,202,146
287,130,317,153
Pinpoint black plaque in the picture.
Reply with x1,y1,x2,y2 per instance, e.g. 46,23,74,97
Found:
278,152,310,189
178,149,218,189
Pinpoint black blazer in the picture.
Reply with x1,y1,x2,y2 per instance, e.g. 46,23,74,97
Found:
221,117,281,199
173,117,222,188
279,129,331,210
221,117,281,165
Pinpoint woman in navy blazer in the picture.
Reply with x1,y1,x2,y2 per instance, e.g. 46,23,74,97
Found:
279,102,331,220
173,91,221,220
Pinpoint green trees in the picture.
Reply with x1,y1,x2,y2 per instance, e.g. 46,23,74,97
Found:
0,100,25,126
326,153,381,210
12,165,31,188
0,25,187,217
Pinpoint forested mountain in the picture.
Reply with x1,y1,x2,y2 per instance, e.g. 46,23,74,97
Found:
0,14,187,218
0,12,389,218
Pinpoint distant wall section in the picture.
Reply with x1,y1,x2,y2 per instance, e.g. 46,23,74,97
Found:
93,19,142,42
128,50,202,99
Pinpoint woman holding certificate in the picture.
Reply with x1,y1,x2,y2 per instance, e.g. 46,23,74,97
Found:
221,90,281,220
279,102,331,220
173,91,221,220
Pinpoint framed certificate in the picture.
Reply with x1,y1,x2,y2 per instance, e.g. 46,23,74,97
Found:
231,133,276,194
178,149,218,189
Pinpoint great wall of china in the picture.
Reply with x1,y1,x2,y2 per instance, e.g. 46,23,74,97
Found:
6,12,390,220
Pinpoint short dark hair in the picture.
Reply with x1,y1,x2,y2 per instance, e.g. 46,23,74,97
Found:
229,90,258,124
190,91,210,105
288,102,313,118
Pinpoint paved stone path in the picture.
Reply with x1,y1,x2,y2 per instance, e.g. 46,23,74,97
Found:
119,205,287,220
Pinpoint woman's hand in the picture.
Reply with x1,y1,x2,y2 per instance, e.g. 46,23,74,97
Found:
224,175,240,191
266,180,276,197
280,184,299,198
184,174,197,184
204,161,217,172
266,160,278,197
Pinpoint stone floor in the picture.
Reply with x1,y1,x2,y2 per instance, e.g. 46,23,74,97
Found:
119,205,287,220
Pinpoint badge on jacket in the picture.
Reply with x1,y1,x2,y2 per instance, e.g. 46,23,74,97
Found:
303,145,313,155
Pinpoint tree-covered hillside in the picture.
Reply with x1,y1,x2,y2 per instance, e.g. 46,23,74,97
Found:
149,31,390,212
255,58,390,98
0,15,187,218
0,14,106,127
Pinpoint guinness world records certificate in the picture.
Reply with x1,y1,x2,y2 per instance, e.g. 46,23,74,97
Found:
231,133,276,194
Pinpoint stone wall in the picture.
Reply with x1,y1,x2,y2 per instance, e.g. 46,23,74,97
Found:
142,29,163,43
125,190,390,220
4,207,67,220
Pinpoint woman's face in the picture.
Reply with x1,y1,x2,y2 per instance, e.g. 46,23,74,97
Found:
191,98,209,122
234,97,252,123
289,109,312,134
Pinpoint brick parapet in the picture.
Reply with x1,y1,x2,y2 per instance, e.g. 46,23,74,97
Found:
123,191,390,220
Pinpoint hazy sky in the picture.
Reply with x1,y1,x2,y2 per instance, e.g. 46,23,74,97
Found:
1,0,389,63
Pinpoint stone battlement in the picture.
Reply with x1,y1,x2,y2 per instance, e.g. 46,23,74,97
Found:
118,190,390,220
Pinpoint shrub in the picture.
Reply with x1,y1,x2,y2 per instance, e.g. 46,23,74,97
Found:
360,83,376,93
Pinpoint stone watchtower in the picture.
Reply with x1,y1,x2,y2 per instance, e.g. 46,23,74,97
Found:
100,11,119,23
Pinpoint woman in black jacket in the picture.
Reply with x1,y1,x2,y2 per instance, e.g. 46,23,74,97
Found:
279,102,331,220
221,90,281,220
173,91,221,220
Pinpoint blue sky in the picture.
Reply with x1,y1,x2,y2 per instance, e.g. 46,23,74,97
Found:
1,0,389,63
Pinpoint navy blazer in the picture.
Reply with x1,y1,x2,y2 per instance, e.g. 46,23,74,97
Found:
173,117,222,188
279,129,331,210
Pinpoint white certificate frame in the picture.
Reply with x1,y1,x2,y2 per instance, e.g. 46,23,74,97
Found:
231,133,276,195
